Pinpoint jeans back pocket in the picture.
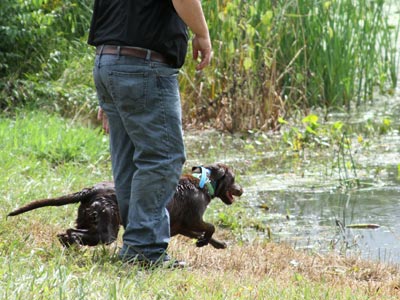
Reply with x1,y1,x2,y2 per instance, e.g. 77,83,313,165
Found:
109,71,148,114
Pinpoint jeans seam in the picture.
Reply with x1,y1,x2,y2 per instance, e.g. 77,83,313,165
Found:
158,76,172,162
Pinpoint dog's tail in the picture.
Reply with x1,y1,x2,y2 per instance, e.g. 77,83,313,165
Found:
8,188,97,217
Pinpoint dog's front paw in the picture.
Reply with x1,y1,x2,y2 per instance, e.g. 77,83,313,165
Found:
213,241,227,249
196,238,209,247
57,233,72,247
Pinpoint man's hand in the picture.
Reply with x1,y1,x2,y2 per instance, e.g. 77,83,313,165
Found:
192,34,212,70
172,0,212,70
97,107,109,134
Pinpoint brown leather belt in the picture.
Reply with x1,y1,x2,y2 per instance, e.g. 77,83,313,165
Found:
96,45,169,64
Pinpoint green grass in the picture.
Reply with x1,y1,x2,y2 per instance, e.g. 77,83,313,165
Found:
0,111,111,215
0,111,108,164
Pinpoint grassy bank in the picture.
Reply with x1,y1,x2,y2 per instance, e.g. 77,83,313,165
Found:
1,111,400,299
1,234,399,299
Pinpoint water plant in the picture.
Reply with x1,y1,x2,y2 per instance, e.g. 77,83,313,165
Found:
278,113,363,188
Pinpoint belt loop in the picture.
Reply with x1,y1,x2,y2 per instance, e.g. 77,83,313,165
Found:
96,45,105,68
117,46,121,59
145,49,151,62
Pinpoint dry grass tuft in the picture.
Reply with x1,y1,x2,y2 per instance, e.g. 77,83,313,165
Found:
169,236,400,298
10,217,399,298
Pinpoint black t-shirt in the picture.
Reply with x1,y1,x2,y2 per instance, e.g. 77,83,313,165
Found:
88,0,189,68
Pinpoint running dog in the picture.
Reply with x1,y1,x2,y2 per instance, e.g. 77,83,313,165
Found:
8,163,243,249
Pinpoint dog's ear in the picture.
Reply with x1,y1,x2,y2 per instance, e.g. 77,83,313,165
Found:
205,164,226,181
192,166,202,173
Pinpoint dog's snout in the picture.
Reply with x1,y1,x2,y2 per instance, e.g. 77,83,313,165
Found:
232,184,243,196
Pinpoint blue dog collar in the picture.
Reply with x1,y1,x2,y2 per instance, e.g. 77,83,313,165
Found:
199,167,210,188
193,167,215,197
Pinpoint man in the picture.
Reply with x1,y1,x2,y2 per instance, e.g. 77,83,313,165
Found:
89,0,211,267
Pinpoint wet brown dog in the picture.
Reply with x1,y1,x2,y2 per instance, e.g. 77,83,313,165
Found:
8,163,243,249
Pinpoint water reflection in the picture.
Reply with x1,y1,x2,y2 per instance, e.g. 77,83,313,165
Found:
263,188,400,263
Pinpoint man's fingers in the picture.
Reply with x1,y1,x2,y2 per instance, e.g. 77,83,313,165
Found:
97,107,103,120
196,49,212,71
97,107,109,134
192,46,199,60
102,113,109,134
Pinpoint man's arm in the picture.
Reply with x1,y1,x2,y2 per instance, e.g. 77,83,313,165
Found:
172,0,212,70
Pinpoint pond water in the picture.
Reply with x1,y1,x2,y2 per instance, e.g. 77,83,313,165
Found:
184,6,400,264
185,86,400,264
184,109,400,264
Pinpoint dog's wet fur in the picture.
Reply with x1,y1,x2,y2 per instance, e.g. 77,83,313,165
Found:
8,163,243,249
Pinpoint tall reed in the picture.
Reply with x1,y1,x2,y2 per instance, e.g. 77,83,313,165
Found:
0,0,398,131
181,0,279,131
180,0,399,131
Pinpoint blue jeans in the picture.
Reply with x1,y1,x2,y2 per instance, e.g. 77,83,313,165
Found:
93,51,186,262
